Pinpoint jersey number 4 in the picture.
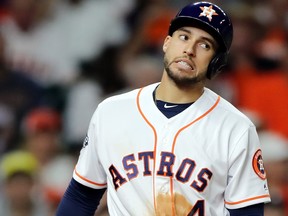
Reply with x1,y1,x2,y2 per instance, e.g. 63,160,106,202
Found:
188,200,204,216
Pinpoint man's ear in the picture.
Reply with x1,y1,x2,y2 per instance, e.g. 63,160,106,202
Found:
162,36,171,52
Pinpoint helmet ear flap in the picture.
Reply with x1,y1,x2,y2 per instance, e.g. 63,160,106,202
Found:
206,52,228,79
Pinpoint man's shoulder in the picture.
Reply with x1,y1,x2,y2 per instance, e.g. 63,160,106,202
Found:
205,88,254,126
103,88,139,103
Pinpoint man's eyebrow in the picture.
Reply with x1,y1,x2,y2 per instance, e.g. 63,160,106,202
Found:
178,27,191,34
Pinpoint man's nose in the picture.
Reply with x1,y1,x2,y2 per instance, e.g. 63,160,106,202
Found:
184,43,196,57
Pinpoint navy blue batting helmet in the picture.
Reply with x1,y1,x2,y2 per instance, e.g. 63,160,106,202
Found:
168,1,233,79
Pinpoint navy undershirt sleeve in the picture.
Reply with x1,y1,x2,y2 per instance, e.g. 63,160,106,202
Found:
56,178,106,216
228,203,264,216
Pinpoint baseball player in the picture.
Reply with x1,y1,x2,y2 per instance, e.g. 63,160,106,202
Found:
56,1,271,215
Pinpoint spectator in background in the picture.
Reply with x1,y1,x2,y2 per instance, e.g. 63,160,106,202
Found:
20,106,76,215
0,0,134,87
0,150,49,216
0,0,59,86
21,106,62,166
0,30,45,147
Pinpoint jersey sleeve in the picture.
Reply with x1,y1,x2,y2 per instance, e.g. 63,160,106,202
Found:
224,125,271,209
73,108,107,189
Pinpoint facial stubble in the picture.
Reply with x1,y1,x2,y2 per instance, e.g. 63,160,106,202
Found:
163,55,207,87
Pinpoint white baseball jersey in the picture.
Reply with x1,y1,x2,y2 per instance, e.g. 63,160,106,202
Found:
73,83,270,216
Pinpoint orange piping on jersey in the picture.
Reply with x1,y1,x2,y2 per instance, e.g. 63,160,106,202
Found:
74,168,107,187
136,87,158,214
171,95,221,153
225,194,270,205
170,95,221,215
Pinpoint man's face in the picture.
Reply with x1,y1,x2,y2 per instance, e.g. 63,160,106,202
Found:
163,26,218,86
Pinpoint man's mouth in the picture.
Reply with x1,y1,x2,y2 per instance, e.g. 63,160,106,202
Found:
176,60,194,71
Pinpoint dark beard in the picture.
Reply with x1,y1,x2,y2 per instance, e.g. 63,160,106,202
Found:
163,56,206,87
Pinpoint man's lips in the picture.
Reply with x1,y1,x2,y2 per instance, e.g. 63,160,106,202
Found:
175,59,195,71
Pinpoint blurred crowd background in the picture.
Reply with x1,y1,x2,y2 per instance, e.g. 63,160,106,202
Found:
0,0,287,215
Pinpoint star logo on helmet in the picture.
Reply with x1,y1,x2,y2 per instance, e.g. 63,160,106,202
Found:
199,5,218,21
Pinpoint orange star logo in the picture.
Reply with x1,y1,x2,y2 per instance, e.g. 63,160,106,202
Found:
199,5,218,21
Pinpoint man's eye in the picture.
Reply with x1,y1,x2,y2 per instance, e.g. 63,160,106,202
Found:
179,35,188,40
200,43,210,49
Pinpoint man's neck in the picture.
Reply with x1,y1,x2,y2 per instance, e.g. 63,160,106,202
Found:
155,80,205,103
